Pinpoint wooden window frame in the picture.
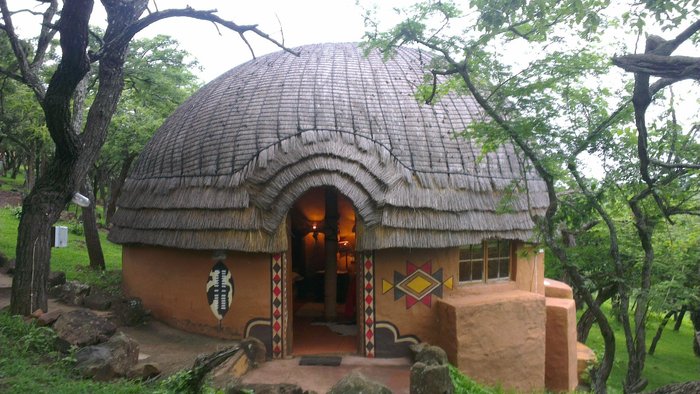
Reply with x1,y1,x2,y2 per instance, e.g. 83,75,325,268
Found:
458,240,513,284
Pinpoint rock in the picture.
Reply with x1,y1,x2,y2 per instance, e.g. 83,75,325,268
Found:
111,297,149,326
410,343,448,366
53,309,116,349
31,309,44,318
328,371,392,394
127,362,161,380
49,280,90,306
84,288,113,311
37,310,63,327
227,383,305,394
75,332,139,381
48,271,66,287
240,337,267,365
410,362,454,394
645,381,700,394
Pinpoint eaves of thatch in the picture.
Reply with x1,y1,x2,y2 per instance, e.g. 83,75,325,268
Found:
108,43,548,253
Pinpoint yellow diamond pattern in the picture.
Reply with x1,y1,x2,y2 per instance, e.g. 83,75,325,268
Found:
405,275,433,294
396,270,440,300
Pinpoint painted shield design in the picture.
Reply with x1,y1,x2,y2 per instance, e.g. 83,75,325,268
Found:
206,261,234,320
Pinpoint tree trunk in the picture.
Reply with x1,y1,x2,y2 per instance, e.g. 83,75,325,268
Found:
105,154,134,225
323,188,338,321
25,146,35,190
10,0,147,315
81,180,105,270
690,309,700,357
649,311,675,355
10,161,73,314
673,305,686,331
578,285,617,343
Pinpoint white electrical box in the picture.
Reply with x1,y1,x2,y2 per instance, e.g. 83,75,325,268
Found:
53,226,68,248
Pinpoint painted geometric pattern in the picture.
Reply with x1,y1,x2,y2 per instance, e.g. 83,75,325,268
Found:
362,252,376,357
382,261,453,309
271,253,285,359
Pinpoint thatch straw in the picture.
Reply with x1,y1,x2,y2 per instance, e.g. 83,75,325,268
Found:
109,43,548,253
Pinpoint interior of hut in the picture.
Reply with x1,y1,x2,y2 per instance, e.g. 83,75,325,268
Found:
289,186,358,355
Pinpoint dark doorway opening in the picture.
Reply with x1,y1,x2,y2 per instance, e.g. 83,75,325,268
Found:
289,186,358,355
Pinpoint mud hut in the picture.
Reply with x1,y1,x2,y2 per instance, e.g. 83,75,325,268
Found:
109,43,579,391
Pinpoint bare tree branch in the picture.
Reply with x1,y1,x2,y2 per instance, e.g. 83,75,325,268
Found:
650,159,700,170
91,7,299,62
0,66,25,83
613,54,700,80
0,0,46,100
31,0,59,70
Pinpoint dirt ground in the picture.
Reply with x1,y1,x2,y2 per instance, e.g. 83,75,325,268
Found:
0,189,22,207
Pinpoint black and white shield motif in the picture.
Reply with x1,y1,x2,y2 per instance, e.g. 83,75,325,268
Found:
206,261,234,321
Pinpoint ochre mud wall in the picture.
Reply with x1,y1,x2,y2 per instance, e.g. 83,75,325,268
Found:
373,248,458,350
122,245,271,339
436,289,546,392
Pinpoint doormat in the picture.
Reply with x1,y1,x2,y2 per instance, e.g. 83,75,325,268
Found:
299,356,342,366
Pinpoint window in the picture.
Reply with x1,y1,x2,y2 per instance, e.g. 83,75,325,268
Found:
459,240,511,283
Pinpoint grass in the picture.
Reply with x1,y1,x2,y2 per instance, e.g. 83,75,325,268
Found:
0,171,122,292
0,312,147,393
0,172,25,192
581,304,699,393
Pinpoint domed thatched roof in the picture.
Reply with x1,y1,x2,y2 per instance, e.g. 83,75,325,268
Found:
109,43,548,252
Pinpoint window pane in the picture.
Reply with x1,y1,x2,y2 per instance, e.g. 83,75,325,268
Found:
472,261,483,281
499,259,510,279
488,260,498,279
459,261,471,281
487,240,498,259
499,240,510,257
459,247,470,261
471,244,483,261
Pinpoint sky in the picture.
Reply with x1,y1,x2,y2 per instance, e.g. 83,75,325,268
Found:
127,1,382,82
12,0,411,83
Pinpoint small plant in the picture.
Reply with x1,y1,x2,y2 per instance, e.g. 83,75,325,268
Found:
10,205,21,219
67,220,84,236
449,365,505,394
0,312,57,354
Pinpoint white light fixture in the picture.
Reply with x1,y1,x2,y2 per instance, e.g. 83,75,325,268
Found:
71,192,90,208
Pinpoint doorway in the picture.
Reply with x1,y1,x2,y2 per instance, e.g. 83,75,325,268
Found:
289,187,358,355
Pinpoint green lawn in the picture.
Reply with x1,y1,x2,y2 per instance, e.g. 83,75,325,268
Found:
582,305,700,393
0,172,25,192
0,193,122,292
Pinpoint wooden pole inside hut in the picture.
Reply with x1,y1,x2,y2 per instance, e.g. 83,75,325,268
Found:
324,188,339,321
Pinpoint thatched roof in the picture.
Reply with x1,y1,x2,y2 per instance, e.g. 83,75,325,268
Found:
109,42,548,252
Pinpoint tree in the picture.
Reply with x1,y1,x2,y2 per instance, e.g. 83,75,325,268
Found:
1,0,293,316
99,34,200,226
362,1,700,391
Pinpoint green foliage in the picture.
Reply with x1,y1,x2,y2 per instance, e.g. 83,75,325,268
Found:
0,206,122,291
98,35,201,181
0,312,147,393
583,304,700,392
449,365,505,394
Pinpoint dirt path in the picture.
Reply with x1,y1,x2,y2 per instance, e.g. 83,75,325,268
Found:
0,190,22,207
